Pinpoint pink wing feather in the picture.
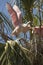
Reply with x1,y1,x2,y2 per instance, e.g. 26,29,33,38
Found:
6,3,22,27
13,5,22,24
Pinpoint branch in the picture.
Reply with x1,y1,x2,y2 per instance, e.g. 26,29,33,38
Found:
0,31,13,42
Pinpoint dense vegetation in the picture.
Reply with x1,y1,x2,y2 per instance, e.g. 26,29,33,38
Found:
0,0,43,65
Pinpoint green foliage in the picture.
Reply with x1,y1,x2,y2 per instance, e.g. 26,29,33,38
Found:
33,16,39,26
0,43,5,56
0,40,43,65
0,40,32,65
20,0,35,10
20,0,36,21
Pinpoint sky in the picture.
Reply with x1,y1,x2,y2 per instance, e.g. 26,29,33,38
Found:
0,0,10,17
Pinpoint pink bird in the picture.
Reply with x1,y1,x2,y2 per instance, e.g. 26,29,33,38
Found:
6,3,22,27
6,3,31,36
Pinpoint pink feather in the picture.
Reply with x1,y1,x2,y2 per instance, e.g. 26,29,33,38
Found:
6,3,22,27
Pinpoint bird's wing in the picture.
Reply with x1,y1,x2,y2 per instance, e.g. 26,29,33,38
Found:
13,5,22,24
6,3,22,27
